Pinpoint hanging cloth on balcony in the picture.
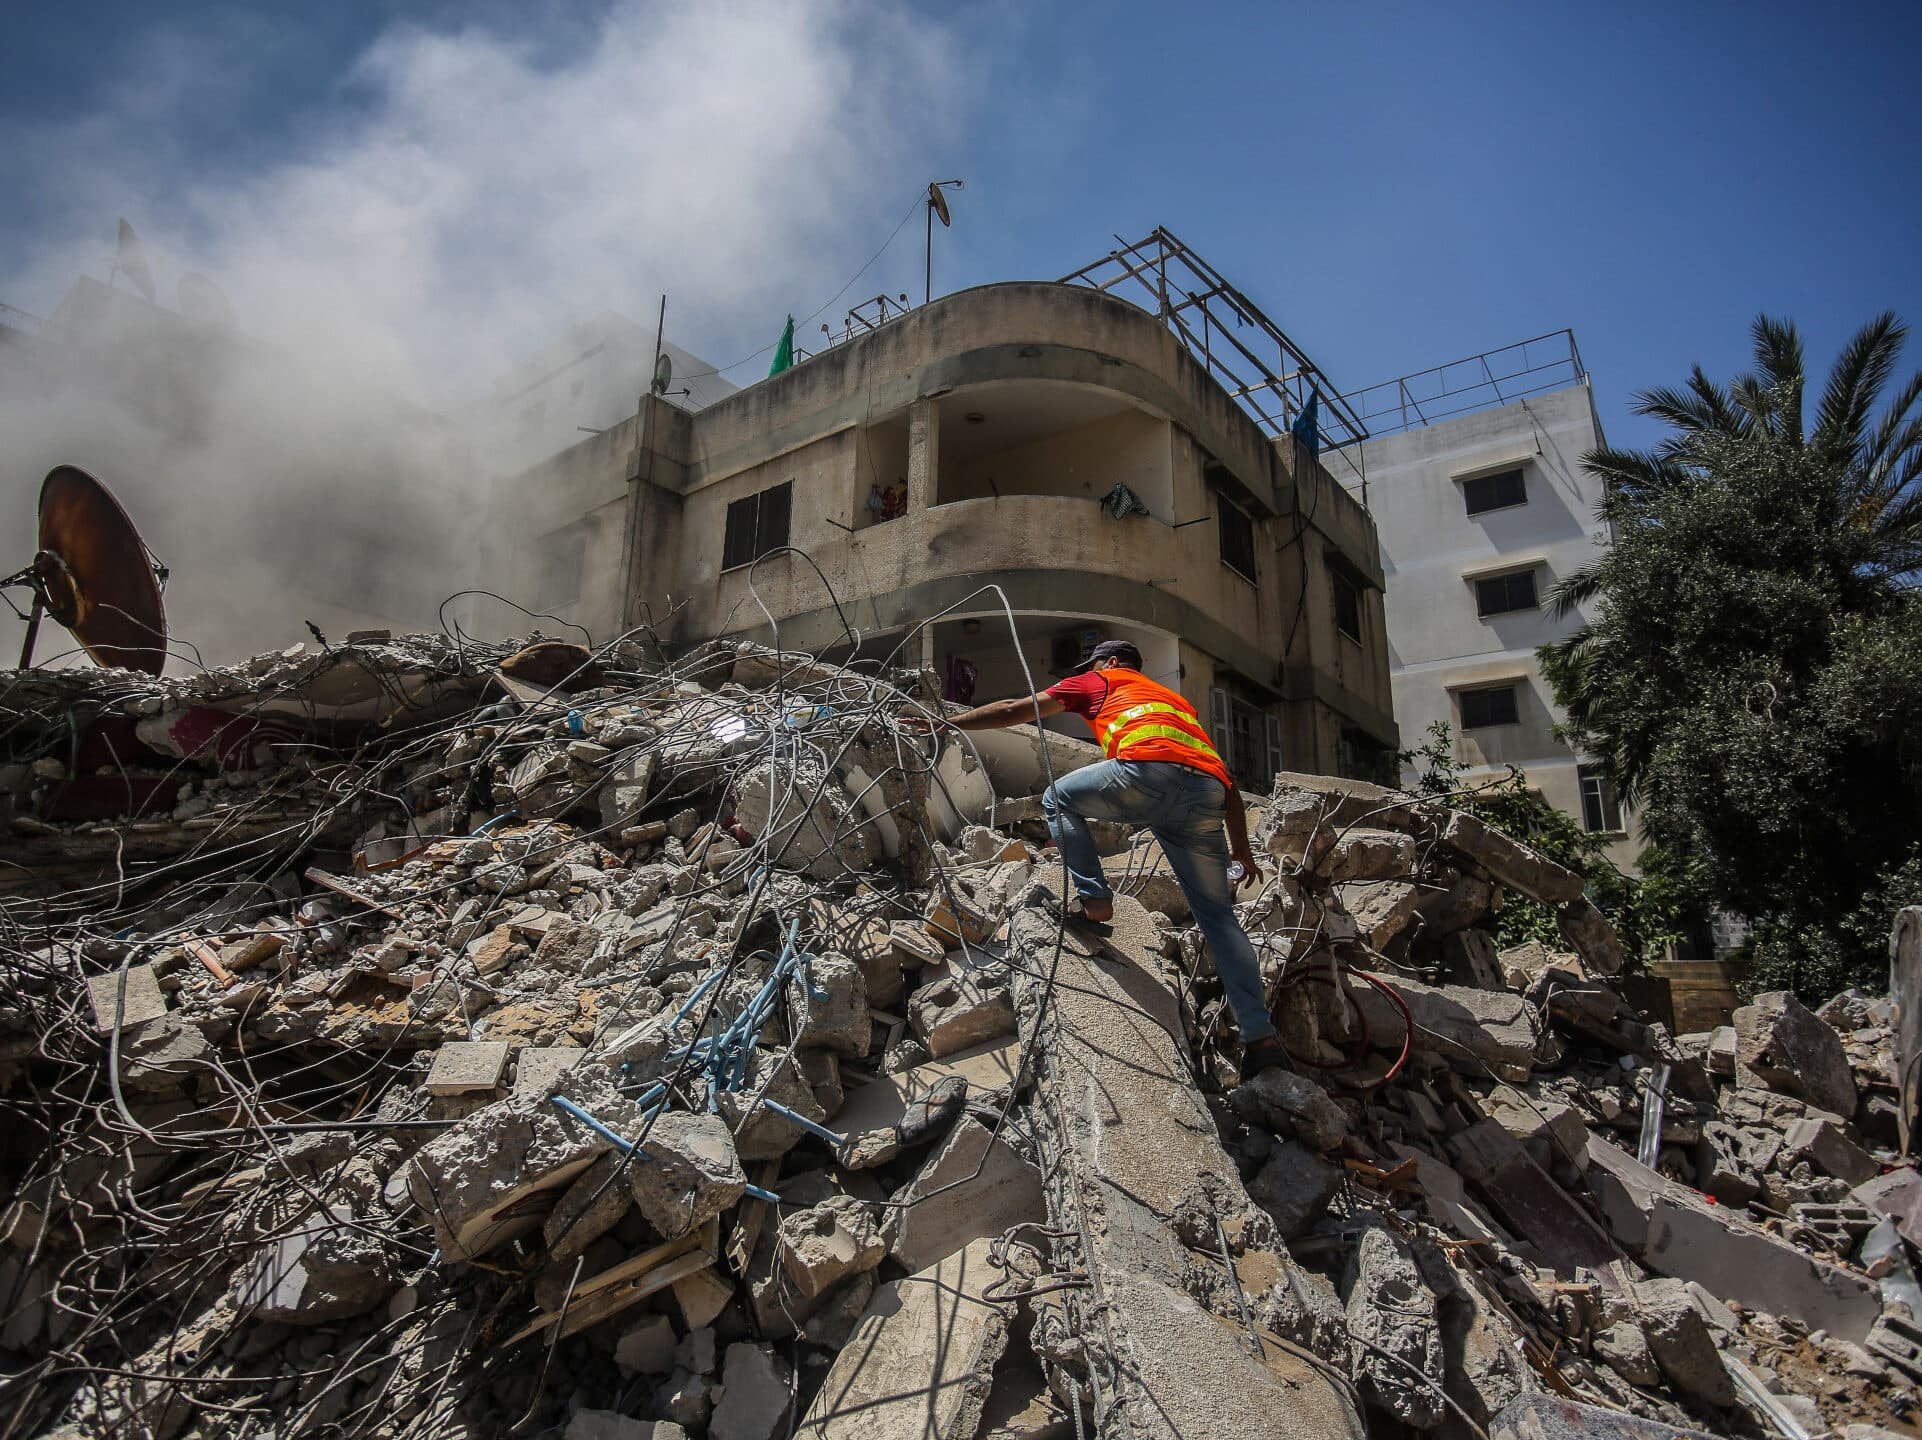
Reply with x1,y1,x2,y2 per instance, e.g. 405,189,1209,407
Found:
1101,482,1150,520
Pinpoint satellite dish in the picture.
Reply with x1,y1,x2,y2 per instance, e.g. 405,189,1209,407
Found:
3,466,168,674
177,272,238,332
651,351,673,396
928,183,952,228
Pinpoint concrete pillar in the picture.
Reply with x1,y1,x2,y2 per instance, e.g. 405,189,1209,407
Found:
907,396,940,513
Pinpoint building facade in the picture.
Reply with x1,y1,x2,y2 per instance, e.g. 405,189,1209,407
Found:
490,280,1399,787
1335,334,1633,864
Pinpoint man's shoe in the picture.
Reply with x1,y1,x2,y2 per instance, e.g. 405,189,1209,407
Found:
1239,1036,1289,1079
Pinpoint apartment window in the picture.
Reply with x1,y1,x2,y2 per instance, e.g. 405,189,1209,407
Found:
1474,567,1539,617
1459,684,1520,729
1580,765,1624,833
1210,688,1284,790
722,481,793,571
1332,568,1362,642
1463,467,1526,515
1217,499,1257,583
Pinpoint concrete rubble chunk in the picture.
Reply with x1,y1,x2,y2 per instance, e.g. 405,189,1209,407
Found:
1554,897,1625,975
1229,1068,1348,1151
1490,1395,1719,1439
1781,1114,1878,1185
1340,878,1421,949
1343,1226,1445,1427
1591,1319,1661,1387
1629,1278,1737,1407
1353,974,1539,1076
1732,989,1857,1118
544,1152,634,1262
788,952,871,1057
235,1203,397,1324
408,1066,628,1260
709,1341,792,1440
1249,1140,1344,1238
614,1314,678,1376
87,965,168,1031
1436,808,1587,904
424,1040,511,1096
908,963,1016,1057
881,1114,1043,1272
625,1111,747,1240
795,1239,1008,1440
777,1195,885,1299
1317,826,1418,884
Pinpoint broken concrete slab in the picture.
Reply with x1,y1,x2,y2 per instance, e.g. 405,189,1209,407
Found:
1436,809,1586,905
1585,1135,1882,1342
1248,1140,1343,1239
1317,826,1418,884
1340,878,1421,949
1352,975,1539,1077
881,1115,1043,1272
544,1152,634,1262
1854,1168,1922,1248
1733,989,1857,1119
513,1045,585,1097
1006,887,1367,1440
614,1313,678,1376
1781,1114,1878,1185
1629,1278,1736,1408
87,964,168,1032
1490,1394,1718,1440
795,1238,1008,1440
424,1040,511,1096
235,1205,397,1324
788,952,871,1057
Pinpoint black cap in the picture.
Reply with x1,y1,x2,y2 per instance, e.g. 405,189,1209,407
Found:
1071,639,1143,674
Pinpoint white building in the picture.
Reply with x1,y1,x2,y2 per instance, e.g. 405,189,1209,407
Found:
1334,332,1634,867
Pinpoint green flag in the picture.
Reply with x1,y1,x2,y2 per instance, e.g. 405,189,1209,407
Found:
769,314,795,376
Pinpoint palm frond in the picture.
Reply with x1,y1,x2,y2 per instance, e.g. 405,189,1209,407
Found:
1750,315,1805,440
1814,312,1906,464
1582,446,1691,500
1863,369,1922,475
1548,565,1604,621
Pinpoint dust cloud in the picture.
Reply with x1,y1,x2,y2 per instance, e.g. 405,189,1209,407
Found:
0,1,968,666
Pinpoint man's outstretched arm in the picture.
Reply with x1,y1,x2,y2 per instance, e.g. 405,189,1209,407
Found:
941,693,1067,731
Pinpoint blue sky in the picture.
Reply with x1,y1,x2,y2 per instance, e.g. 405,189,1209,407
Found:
5,1,1918,449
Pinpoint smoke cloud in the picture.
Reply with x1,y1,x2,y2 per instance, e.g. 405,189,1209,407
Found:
1,1,972,664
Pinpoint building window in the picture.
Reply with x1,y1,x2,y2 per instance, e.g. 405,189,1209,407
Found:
1463,467,1526,515
1579,765,1623,832
1459,684,1520,729
1332,568,1362,642
1209,688,1283,791
1474,567,1539,617
722,481,793,571
1217,499,1257,583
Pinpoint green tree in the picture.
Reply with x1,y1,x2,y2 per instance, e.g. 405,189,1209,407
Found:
1540,314,1922,999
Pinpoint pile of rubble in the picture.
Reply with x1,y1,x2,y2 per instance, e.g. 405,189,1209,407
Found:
0,632,1915,1440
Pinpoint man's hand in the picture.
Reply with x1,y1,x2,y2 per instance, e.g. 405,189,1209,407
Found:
1231,845,1265,891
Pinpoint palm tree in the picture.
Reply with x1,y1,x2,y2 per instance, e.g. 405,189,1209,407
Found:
1542,313,1922,797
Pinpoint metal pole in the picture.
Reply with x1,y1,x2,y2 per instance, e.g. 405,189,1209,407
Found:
925,198,934,306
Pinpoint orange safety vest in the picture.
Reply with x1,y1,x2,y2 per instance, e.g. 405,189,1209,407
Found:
1085,669,1234,790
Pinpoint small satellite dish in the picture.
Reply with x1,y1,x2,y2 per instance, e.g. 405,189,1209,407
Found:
177,272,238,332
651,351,673,395
3,466,168,674
928,182,951,228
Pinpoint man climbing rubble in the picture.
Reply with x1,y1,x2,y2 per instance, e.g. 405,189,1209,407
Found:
910,639,1286,1071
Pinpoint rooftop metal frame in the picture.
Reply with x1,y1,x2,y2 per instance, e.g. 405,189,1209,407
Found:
1058,227,1369,451
1340,329,1587,439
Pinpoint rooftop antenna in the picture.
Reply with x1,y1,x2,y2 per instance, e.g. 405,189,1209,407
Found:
651,350,673,396
924,180,963,307
3,465,169,674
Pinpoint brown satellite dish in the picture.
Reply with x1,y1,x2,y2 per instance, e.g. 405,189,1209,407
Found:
928,181,952,228
5,466,168,674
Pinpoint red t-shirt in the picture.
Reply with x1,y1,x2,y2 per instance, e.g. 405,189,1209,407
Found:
1043,670,1113,724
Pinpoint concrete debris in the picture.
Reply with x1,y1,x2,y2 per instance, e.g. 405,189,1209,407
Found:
3,632,1915,1440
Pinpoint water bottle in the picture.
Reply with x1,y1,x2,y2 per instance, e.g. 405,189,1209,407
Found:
1226,860,1247,887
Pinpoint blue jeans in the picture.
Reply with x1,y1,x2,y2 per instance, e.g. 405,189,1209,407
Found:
1041,760,1275,1044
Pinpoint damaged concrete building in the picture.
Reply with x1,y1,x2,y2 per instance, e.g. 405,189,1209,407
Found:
489,230,1397,789
2,627,1918,1440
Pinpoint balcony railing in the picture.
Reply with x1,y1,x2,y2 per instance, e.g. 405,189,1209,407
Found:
1340,330,1587,439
